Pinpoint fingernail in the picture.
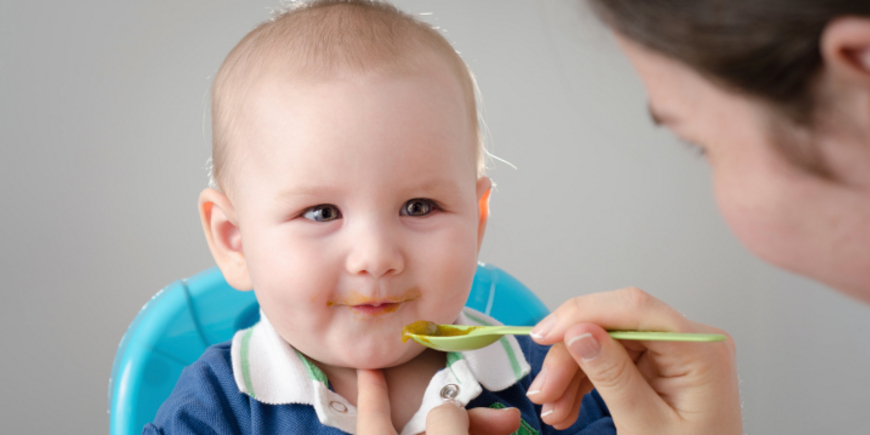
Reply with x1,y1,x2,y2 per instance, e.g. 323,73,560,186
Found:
526,365,547,396
540,403,555,420
567,333,600,361
442,398,463,408
530,314,556,340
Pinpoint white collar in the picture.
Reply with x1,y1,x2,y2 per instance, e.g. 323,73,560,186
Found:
231,307,531,435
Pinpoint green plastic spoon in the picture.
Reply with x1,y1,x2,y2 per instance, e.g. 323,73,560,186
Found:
402,322,726,352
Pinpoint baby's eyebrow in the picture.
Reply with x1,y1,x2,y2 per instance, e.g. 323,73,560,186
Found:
272,185,336,202
401,179,464,198
270,179,467,204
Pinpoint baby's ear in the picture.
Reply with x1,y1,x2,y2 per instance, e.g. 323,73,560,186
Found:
198,188,253,290
476,177,492,251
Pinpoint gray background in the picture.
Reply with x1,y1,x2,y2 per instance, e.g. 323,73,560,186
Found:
2,1,869,433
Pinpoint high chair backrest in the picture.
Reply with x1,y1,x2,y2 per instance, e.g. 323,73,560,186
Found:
108,263,549,435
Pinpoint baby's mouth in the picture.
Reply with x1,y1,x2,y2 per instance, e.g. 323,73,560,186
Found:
330,287,421,317
348,302,402,316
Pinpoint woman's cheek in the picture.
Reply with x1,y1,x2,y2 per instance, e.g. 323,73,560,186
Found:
713,170,805,272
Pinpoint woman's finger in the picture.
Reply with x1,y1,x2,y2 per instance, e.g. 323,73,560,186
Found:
541,363,588,430
426,400,470,434
530,287,691,346
356,369,397,435
467,406,522,435
562,323,668,431
526,343,582,404
427,402,522,435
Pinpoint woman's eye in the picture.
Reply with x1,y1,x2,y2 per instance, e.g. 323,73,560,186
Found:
680,138,707,157
401,199,436,217
303,204,341,222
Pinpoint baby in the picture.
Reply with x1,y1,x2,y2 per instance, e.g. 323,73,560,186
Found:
146,1,613,434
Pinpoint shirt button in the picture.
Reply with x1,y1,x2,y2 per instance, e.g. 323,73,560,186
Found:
330,401,348,413
440,384,460,400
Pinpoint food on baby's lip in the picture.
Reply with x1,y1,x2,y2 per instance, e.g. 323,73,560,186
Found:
401,320,481,343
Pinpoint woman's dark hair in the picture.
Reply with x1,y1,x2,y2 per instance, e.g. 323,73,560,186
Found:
587,0,870,125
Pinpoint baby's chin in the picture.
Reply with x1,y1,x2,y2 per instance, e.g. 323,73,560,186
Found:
314,341,427,370
358,346,426,370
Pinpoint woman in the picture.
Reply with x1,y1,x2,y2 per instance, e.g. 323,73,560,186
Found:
362,1,870,433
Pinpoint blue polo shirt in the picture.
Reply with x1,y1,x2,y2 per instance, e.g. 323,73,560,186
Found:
145,309,614,434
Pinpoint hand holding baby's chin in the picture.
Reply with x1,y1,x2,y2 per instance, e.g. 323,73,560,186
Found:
355,369,521,435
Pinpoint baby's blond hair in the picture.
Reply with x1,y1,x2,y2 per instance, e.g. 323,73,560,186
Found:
210,0,485,194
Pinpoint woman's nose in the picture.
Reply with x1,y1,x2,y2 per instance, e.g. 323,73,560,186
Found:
345,224,404,277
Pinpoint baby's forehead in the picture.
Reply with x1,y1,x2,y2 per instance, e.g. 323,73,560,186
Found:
246,66,474,149
225,71,476,191
236,51,471,134
212,2,483,193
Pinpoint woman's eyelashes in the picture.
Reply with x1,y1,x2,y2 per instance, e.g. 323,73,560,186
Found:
680,138,707,157
400,198,438,217
303,204,342,222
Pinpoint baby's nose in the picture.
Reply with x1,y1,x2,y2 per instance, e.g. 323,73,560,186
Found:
345,225,404,277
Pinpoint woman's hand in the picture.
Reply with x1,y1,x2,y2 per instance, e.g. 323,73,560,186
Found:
527,287,743,434
426,400,522,435
356,369,522,435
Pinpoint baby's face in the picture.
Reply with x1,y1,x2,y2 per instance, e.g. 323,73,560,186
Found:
230,62,488,369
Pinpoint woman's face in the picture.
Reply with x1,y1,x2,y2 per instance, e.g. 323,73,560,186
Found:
616,36,870,301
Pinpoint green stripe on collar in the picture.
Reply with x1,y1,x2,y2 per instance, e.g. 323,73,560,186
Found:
464,311,524,380
294,349,329,385
240,327,256,399
446,352,465,384
446,352,464,367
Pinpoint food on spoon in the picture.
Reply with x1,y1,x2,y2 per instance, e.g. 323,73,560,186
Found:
401,320,481,343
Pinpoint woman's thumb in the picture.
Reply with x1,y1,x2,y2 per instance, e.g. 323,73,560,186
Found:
563,325,661,426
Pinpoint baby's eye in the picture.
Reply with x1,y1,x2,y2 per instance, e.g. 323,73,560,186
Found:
401,199,436,217
303,204,342,222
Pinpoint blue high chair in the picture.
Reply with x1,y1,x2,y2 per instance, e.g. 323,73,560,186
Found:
108,263,549,435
